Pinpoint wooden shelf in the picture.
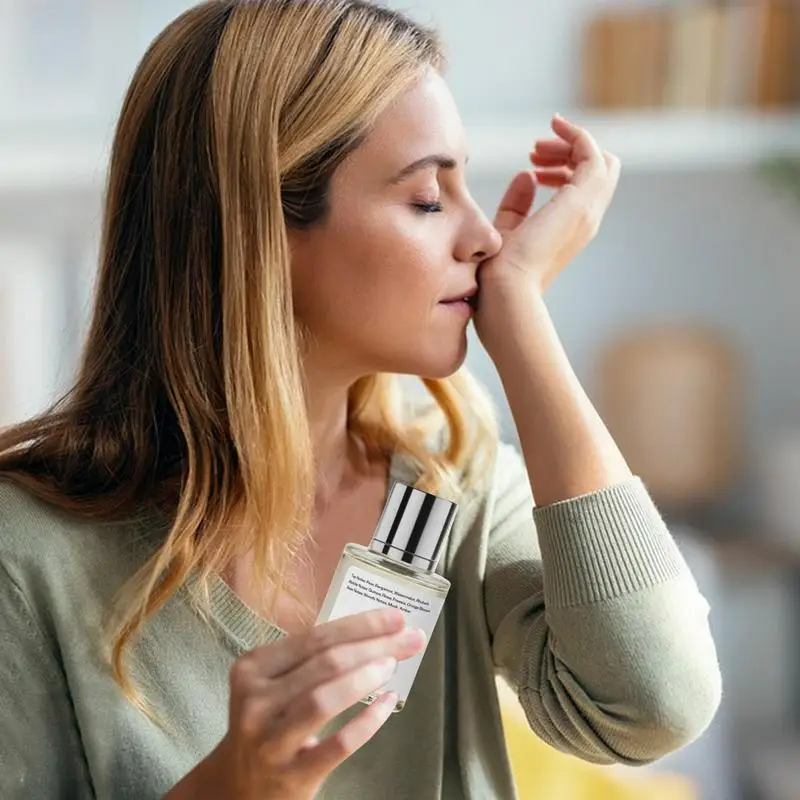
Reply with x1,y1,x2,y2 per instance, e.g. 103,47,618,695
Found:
2,110,800,194
467,109,800,176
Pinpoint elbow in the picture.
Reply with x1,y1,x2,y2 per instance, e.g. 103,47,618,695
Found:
518,662,723,767
620,661,723,764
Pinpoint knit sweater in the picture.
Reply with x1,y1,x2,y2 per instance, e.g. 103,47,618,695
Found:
0,443,721,799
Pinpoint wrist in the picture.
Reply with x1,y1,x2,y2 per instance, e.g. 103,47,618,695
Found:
477,281,552,361
164,739,234,800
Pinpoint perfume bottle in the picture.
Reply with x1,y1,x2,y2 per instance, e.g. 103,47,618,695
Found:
316,480,457,712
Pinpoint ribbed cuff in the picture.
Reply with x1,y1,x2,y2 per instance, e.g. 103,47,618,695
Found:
533,477,686,609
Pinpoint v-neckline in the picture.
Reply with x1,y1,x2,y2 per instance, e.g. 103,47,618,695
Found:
201,449,420,655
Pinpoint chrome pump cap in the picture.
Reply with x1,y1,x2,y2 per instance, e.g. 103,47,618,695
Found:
369,481,458,571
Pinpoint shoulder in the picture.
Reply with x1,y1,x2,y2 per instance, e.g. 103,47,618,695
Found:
437,440,533,540
0,480,78,570
458,440,532,511
0,480,159,611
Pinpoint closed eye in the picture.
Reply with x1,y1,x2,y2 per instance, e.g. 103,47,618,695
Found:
413,201,444,214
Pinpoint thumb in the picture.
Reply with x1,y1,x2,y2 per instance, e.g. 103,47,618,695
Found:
493,170,536,233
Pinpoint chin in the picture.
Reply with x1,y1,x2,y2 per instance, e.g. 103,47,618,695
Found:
399,340,468,380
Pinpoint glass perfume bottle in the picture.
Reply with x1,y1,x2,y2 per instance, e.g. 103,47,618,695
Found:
316,480,457,712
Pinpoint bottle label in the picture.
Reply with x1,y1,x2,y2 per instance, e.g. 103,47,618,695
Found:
324,564,446,703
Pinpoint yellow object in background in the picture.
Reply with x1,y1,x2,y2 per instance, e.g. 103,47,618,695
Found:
497,679,697,800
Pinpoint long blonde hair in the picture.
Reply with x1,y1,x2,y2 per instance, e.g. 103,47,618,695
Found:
0,0,497,714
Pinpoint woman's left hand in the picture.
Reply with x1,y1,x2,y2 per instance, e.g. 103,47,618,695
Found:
474,115,620,349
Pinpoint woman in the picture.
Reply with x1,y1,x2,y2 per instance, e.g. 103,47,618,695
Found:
0,1,721,798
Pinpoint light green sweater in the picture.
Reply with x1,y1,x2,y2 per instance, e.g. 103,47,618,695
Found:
0,443,721,799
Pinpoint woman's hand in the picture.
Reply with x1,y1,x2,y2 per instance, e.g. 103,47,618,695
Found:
474,115,620,353
164,609,425,800
468,115,630,506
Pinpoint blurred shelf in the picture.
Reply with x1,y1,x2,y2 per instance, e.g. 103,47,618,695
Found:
467,109,800,175
3,110,800,194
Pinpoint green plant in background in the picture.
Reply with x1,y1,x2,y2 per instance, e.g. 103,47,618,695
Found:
760,157,800,204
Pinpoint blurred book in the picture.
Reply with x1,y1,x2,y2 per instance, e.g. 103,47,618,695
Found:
755,0,800,109
604,9,669,109
714,1,762,107
581,0,800,111
582,13,614,110
663,3,722,109
582,9,669,109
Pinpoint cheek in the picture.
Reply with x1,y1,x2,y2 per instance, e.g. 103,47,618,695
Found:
291,203,453,355
330,212,446,319
364,212,448,299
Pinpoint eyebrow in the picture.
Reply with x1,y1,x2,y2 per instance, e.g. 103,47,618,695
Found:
387,153,469,185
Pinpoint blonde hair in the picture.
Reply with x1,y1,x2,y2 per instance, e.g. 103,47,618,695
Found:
0,0,497,717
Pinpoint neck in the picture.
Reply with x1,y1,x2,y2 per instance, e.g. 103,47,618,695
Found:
302,351,372,513
307,386,351,507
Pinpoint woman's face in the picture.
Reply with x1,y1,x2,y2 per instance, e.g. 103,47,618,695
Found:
289,70,503,380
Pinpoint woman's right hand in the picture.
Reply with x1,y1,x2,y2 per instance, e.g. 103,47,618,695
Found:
166,609,426,800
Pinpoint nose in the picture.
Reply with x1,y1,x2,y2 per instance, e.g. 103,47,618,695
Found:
459,203,503,264
475,223,503,262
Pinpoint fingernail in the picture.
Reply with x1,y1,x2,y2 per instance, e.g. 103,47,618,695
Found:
375,691,398,714
399,628,427,648
376,657,397,678
383,609,405,626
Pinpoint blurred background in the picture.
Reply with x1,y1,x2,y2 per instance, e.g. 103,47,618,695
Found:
1,1,799,798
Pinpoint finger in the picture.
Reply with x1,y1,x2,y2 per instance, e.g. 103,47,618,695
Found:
604,151,622,195
493,170,536,232
529,152,570,168
276,628,426,713
550,115,605,186
267,656,400,761
245,609,406,679
532,138,572,157
534,167,573,188
292,691,398,777
550,114,603,160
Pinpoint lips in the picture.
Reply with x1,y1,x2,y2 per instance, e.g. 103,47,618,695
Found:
440,285,479,305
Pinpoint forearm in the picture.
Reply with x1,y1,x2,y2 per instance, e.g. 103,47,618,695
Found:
163,744,229,800
487,289,630,507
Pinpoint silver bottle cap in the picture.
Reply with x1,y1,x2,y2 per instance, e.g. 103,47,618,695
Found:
369,481,458,571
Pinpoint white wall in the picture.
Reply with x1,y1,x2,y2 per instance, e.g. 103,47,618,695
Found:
385,0,588,115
